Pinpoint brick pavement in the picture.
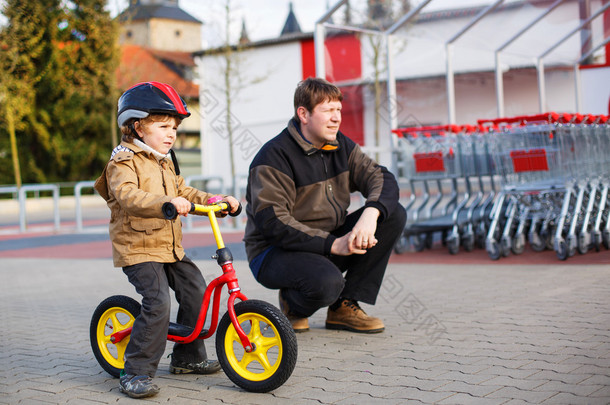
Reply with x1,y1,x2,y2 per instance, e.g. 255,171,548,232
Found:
1,232,609,405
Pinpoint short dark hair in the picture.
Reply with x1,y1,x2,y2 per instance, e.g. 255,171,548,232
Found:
293,77,343,122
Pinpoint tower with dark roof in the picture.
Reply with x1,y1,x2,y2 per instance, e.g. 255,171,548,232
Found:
280,2,302,36
118,0,202,52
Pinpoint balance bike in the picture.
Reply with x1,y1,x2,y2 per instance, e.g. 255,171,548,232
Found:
89,197,298,392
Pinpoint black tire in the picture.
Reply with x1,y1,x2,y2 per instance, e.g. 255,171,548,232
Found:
556,240,568,261
511,234,525,255
216,300,297,393
90,295,141,378
487,240,501,261
393,233,410,254
410,234,425,252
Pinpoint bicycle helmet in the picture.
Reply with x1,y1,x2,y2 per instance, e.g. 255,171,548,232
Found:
117,81,191,127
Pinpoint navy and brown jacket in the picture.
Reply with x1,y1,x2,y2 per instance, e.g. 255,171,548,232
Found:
244,118,400,262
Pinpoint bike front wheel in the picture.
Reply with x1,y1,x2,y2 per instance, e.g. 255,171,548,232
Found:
90,295,140,378
216,299,297,393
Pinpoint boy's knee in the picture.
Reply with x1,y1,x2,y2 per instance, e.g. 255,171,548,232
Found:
142,292,172,321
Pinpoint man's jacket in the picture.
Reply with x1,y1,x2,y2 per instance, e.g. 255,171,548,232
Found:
94,141,214,267
244,119,400,262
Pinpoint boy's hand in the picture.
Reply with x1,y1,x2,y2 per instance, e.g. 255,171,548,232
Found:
221,196,240,214
170,197,192,217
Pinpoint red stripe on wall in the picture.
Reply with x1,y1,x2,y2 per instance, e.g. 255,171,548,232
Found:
301,39,316,80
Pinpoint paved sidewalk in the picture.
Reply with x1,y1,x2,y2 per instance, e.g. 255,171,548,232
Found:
1,249,609,404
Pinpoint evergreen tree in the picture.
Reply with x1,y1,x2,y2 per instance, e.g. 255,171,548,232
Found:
0,0,50,184
0,0,119,184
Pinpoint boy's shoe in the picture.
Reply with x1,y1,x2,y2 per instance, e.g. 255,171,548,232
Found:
119,374,160,399
169,358,221,375
279,290,309,333
326,299,385,333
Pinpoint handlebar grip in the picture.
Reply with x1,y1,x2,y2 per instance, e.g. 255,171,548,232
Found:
162,202,177,219
229,202,242,217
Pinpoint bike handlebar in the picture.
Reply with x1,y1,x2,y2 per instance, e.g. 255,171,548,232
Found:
162,199,242,220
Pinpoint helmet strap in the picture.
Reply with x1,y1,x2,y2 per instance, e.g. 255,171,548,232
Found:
129,122,143,141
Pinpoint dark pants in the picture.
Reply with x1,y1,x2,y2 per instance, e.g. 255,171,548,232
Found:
256,204,406,318
122,256,208,377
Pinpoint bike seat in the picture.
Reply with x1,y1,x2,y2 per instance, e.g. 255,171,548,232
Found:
168,322,208,339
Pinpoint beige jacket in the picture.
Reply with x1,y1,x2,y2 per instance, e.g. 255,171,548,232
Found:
94,141,213,267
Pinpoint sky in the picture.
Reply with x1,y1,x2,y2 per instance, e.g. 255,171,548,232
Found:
0,1,494,45
103,0,494,48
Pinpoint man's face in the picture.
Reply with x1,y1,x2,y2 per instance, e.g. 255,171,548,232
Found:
298,99,342,148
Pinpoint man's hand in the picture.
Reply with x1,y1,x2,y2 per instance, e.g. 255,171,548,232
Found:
330,207,380,256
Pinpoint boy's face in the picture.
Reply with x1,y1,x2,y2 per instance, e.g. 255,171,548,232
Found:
137,116,179,155
298,99,342,148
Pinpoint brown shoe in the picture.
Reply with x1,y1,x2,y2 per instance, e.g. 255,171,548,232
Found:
326,299,384,333
278,290,309,333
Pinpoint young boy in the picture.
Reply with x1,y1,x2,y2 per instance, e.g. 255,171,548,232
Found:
94,82,239,399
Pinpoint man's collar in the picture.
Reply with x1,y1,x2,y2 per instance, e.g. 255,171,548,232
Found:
288,118,339,155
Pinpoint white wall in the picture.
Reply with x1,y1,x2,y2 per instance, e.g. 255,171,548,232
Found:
198,41,304,185
196,1,608,184
580,66,610,115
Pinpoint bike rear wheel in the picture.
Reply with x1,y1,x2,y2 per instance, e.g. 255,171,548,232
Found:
90,295,140,377
216,299,297,392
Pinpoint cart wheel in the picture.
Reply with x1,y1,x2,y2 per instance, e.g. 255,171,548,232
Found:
90,295,140,378
486,239,501,261
511,234,525,255
540,228,553,250
500,236,511,257
555,240,568,261
216,300,297,393
592,231,601,252
603,230,610,250
445,233,460,255
475,223,486,249
529,231,545,252
424,233,434,249
567,235,577,257
576,232,588,255
393,233,410,254
410,234,426,252
462,232,475,252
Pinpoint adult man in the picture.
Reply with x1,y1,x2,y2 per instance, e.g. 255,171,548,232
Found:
244,77,406,333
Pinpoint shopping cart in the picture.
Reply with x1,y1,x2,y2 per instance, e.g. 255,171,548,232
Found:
393,112,609,261
392,124,495,254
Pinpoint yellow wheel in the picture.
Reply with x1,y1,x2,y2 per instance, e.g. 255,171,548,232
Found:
216,300,297,392
89,295,140,377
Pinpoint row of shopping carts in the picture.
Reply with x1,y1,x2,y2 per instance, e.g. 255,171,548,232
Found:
391,112,610,260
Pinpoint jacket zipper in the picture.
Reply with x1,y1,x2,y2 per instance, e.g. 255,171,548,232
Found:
320,154,341,229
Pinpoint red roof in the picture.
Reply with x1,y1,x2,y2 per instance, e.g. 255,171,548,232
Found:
117,44,199,99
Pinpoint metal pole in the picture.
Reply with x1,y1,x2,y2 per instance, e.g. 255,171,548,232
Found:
445,0,505,124
314,22,326,79
537,1,610,113
495,52,505,117
314,0,347,80
539,2,610,60
386,0,433,35
536,58,546,113
574,64,582,113
573,36,610,113
446,43,456,124
494,0,565,117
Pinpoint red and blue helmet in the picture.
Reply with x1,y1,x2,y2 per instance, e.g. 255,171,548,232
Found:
117,81,191,127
